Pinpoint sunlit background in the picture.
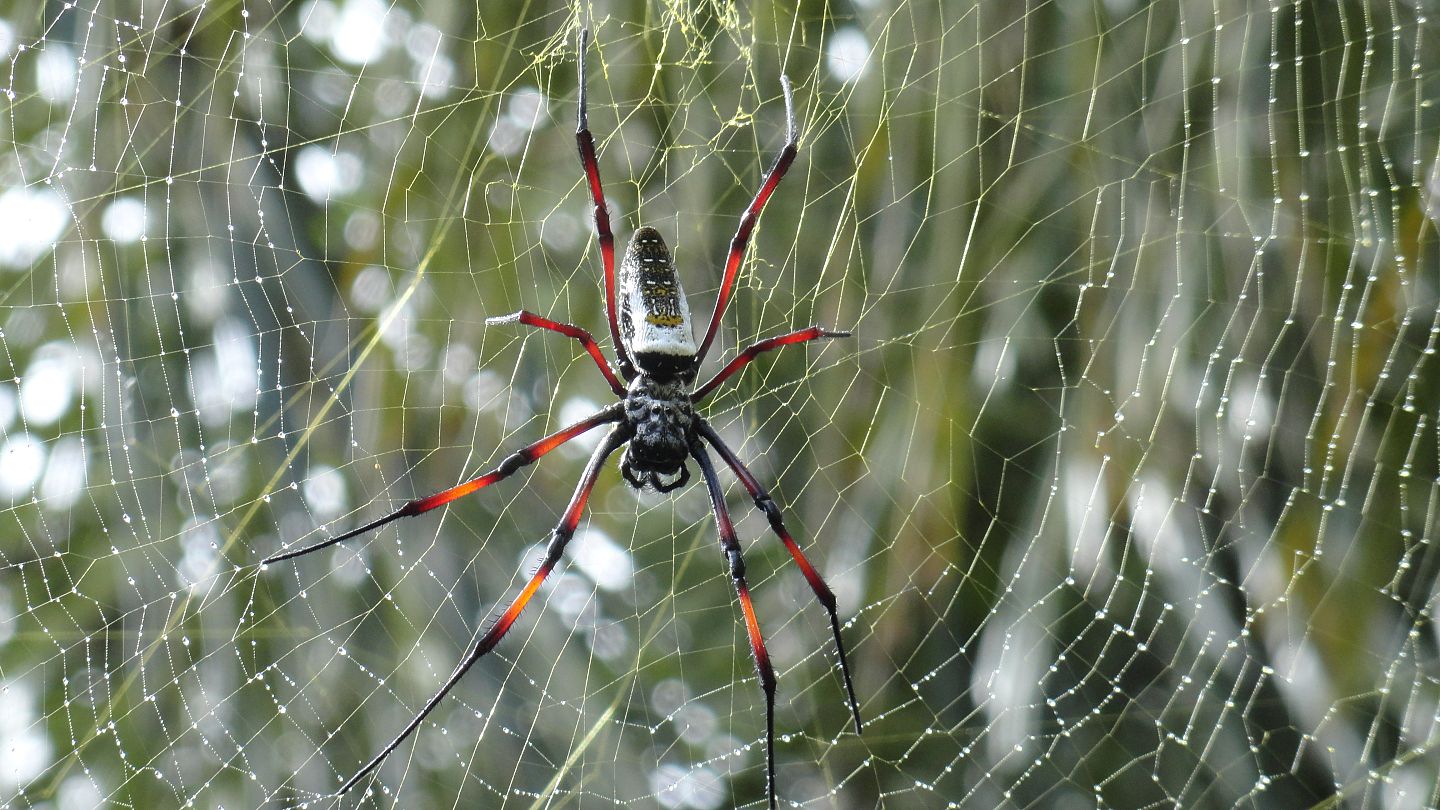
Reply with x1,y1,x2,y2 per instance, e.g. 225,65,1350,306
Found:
1,0,1439,807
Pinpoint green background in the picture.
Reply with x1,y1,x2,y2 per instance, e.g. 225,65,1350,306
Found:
0,0,1437,807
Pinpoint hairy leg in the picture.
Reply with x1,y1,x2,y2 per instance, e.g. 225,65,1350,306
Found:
575,28,633,377
691,442,780,809
487,310,625,396
690,326,848,403
698,421,862,733
336,426,627,795
694,76,799,365
263,405,620,565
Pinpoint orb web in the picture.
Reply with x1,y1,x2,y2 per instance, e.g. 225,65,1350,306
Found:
2,2,1438,808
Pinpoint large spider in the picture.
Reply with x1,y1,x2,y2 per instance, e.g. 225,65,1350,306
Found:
263,29,861,808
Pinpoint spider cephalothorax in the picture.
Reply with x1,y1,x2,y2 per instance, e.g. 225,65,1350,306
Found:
620,374,694,491
262,29,860,810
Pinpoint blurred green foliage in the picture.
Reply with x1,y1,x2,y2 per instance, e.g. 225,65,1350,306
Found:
0,0,1437,808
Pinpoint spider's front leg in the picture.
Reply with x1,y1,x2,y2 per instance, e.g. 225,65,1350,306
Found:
691,441,779,809
336,425,629,796
698,421,862,734
263,405,621,565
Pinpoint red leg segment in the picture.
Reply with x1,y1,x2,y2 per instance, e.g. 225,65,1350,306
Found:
336,426,627,796
690,326,849,403
575,29,633,378
691,443,779,809
694,75,799,366
698,421,862,735
262,405,621,565
487,310,625,396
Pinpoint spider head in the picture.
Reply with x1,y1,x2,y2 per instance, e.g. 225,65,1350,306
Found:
620,450,690,492
620,374,694,492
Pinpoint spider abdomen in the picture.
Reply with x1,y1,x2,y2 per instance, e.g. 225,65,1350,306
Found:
620,375,694,492
618,227,697,380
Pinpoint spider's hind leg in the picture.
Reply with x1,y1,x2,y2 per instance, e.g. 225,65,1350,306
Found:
694,74,799,366
575,28,632,378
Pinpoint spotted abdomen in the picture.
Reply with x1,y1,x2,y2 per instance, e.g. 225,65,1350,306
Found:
618,227,697,379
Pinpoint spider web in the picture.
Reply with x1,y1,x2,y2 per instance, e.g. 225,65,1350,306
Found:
2,0,1439,807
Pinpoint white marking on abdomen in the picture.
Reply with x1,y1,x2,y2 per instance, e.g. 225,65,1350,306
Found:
618,228,697,364
623,277,695,356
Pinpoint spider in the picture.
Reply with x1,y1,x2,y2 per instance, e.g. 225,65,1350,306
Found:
262,29,861,809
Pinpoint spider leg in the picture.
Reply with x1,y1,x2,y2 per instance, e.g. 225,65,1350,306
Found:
690,442,779,810
690,326,849,403
336,425,627,796
487,310,626,396
575,28,634,379
262,405,621,565
697,421,863,734
694,75,798,367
